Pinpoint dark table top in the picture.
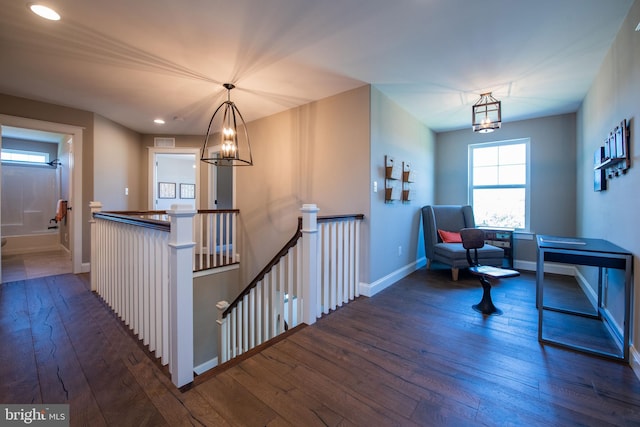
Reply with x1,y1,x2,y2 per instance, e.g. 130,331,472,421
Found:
536,235,631,256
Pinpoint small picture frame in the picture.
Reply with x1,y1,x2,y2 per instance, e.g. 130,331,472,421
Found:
614,122,626,160
180,183,195,199
158,182,176,199
593,147,606,192
608,132,617,159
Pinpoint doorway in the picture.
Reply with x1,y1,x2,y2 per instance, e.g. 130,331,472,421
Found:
149,148,200,211
207,146,235,209
0,114,84,281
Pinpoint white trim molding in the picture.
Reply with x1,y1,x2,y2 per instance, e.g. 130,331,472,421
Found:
194,357,218,375
631,347,640,382
359,257,427,297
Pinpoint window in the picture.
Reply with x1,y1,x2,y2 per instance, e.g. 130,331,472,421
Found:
468,138,530,230
1,148,49,164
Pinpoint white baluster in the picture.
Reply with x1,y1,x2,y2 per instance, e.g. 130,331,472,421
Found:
242,294,249,352
296,240,303,324
286,250,294,328
231,211,237,263
355,219,361,298
212,213,218,267
256,282,263,345
249,288,256,349
263,276,270,340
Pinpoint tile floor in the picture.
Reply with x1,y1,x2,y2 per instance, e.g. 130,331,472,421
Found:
1,249,72,283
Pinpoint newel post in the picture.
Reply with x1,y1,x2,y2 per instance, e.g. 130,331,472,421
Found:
167,204,196,388
216,300,230,364
301,204,320,325
89,201,102,292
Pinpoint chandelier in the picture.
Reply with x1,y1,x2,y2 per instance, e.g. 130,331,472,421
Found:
201,83,253,166
472,92,501,133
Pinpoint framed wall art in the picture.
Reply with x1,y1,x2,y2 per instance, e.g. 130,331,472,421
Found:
180,183,195,199
158,182,176,199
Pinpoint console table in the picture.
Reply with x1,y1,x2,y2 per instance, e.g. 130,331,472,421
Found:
481,228,514,268
536,235,632,361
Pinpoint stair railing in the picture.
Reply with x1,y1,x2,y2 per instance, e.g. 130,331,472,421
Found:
216,204,364,364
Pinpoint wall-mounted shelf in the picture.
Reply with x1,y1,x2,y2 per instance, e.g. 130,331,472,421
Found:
593,119,630,190
594,156,626,171
384,155,400,203
401,162,413,203
385,156,418,204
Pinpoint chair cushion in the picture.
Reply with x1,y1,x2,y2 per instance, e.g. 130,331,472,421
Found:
434,242,503,261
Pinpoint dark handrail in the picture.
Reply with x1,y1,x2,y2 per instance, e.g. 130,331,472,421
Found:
94,209,241,233
318,214,365,223
223,219,303,316
94,212,170,232
197,209,240,214
223,213,364,317
103,209,240,215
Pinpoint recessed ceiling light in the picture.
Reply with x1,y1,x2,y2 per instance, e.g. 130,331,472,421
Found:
635,21,640,32
154,118,165,125
28,3,61,21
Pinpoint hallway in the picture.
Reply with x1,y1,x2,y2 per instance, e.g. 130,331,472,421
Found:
1,248,72,283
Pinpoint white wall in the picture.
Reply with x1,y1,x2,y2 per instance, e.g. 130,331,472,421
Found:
576,0,640,359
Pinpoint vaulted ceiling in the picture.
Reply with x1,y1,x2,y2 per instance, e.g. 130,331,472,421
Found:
0,0,635,135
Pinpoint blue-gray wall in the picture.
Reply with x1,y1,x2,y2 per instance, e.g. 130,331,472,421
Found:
368,87,435,292
435,114,577,264
577,0,640,363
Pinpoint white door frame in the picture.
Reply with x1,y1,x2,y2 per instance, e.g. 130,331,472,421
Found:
148,147,201,210
0,114,84,275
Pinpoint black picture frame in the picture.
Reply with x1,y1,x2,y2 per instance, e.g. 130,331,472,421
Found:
615,122,626,160
158,182,176,199
180,183,195,199
594,147,606,192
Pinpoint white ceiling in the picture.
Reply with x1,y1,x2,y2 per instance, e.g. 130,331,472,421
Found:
0,0,635,135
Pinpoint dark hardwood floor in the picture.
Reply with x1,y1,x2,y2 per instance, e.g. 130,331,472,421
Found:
1,268,640,426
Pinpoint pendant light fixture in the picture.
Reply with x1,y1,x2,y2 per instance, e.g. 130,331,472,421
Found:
201,83,253,166
472,92,501,133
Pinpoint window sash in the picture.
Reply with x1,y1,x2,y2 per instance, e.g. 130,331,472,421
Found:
468,139,530,231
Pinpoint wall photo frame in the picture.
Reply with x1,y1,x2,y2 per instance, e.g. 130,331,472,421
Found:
593,147,606,192
180,183,195,199
158,182,176,199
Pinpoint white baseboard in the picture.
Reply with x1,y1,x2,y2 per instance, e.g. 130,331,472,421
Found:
631,347,640,382
193,263,239,278
574,267,598,308
359,257,427,297
2,244,61,255
81,262,91,273
515,259,576,276
194,357,218,375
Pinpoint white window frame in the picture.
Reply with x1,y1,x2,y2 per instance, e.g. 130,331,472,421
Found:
468,138,531,231
1,148,50,165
